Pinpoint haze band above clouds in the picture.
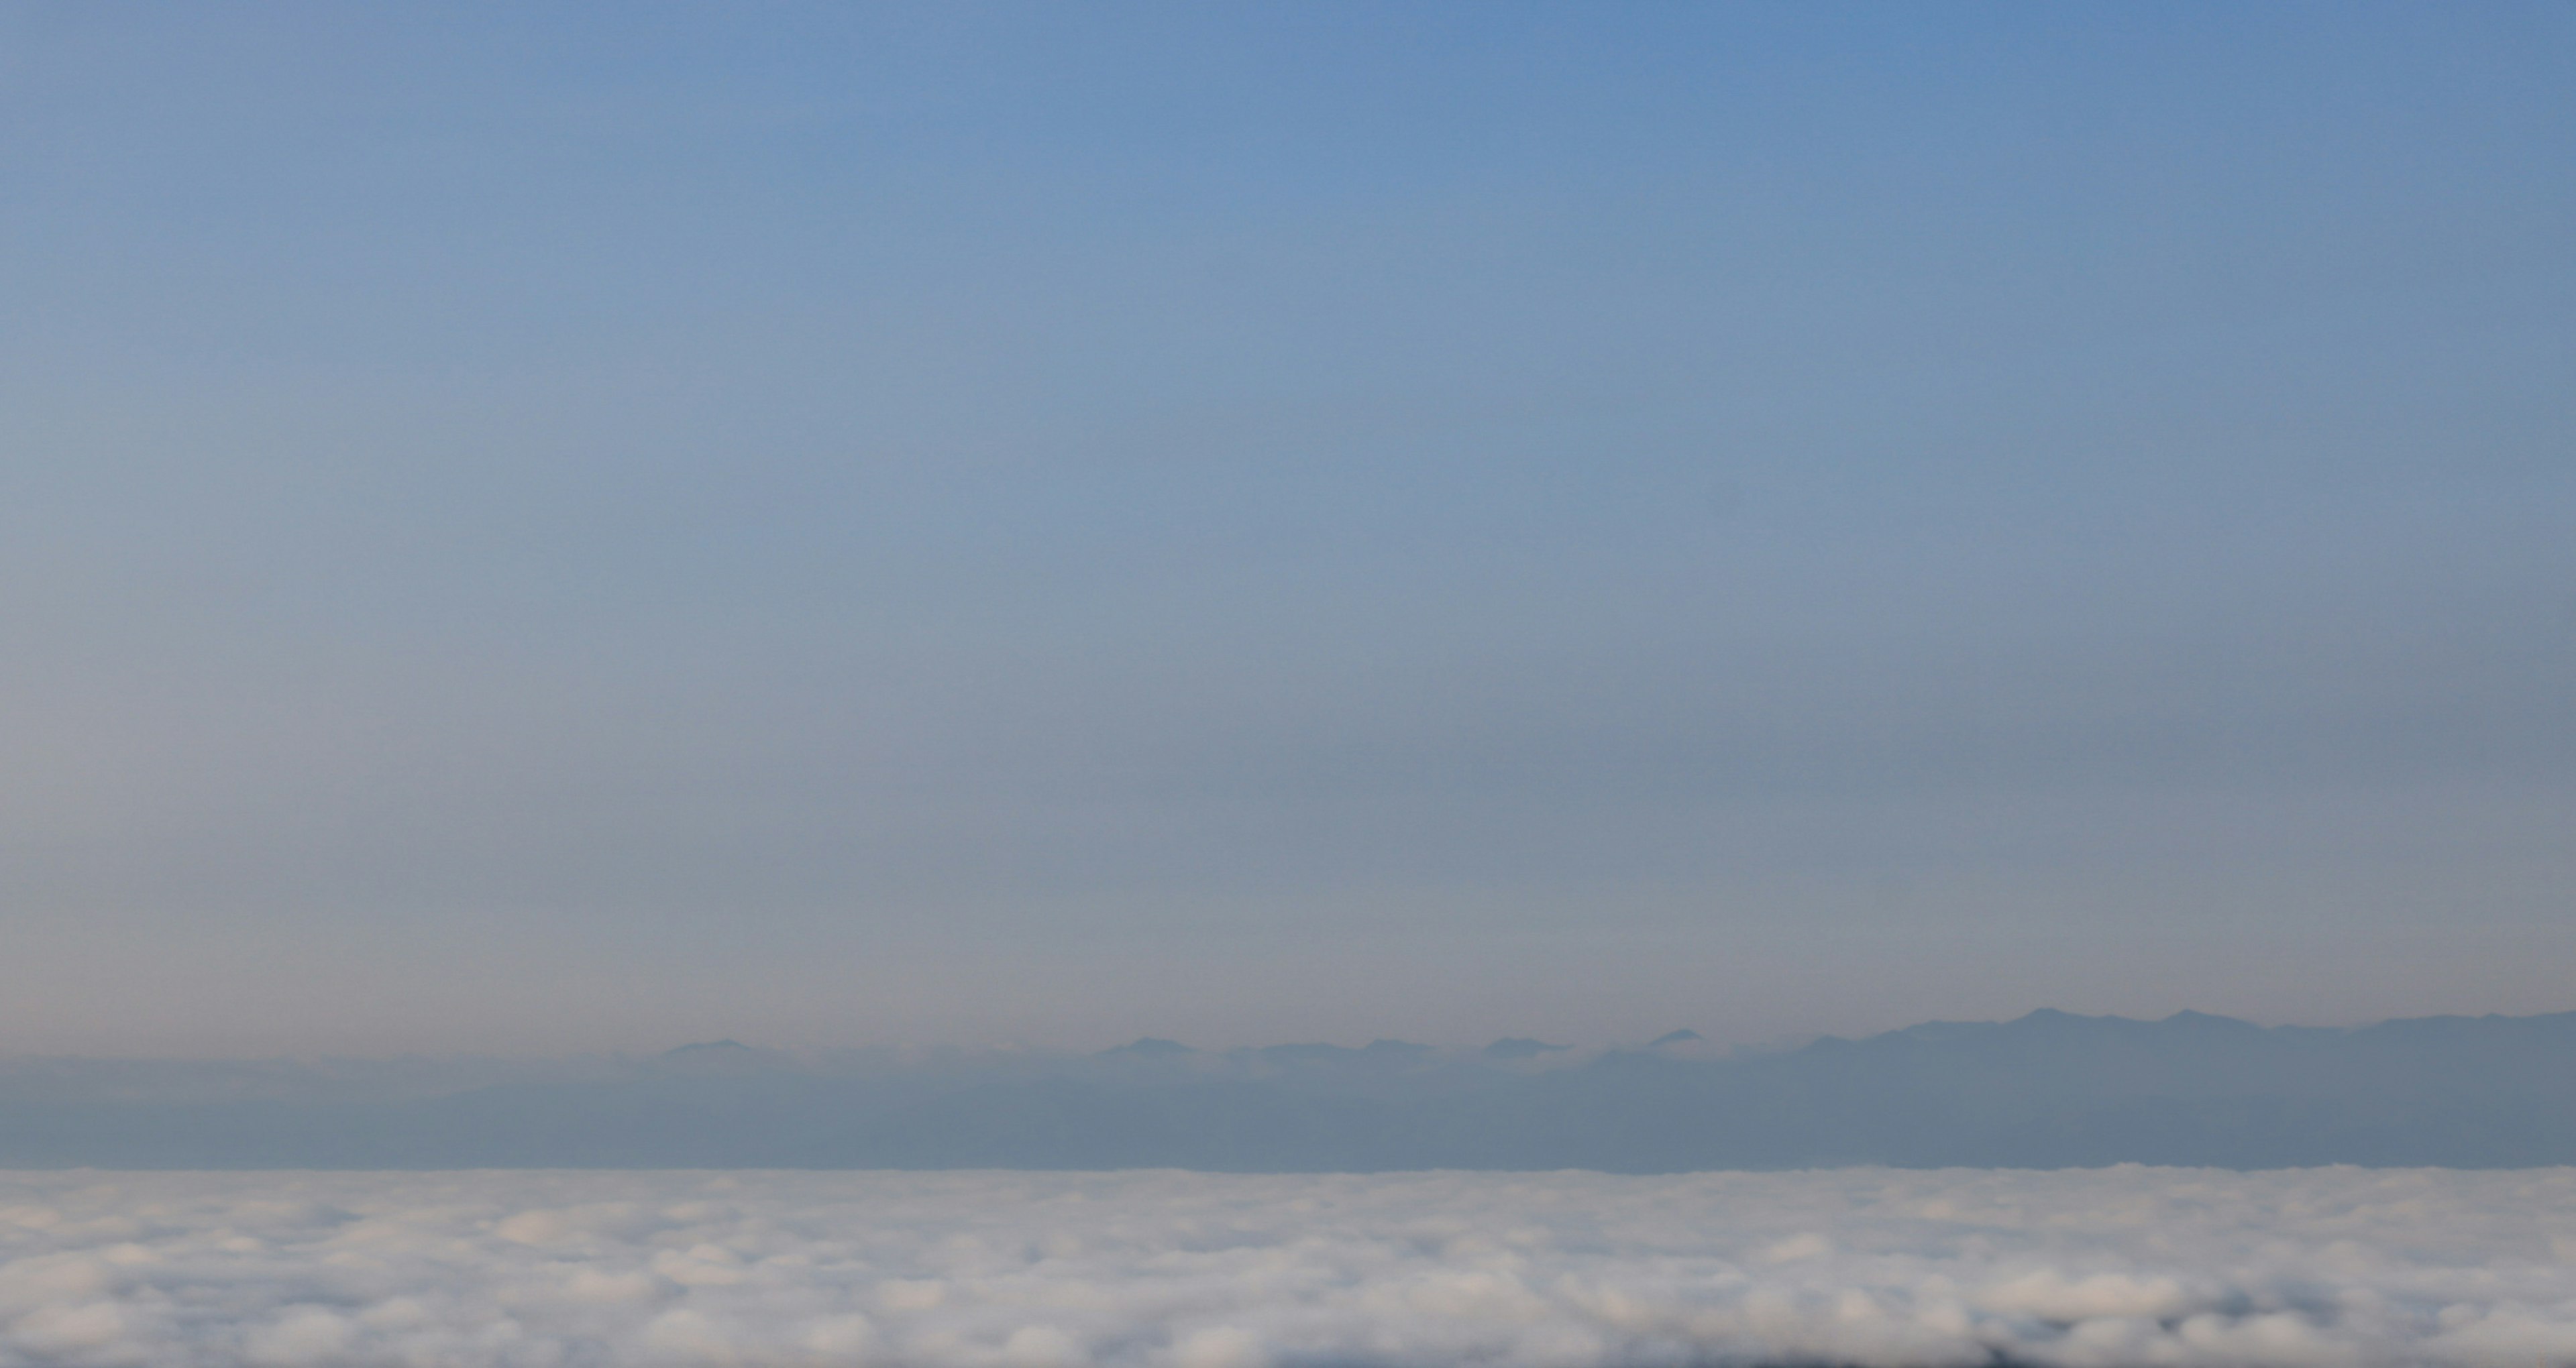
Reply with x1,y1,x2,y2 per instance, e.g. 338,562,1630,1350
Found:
15,1010,2575,1171
5,1168,2575,1368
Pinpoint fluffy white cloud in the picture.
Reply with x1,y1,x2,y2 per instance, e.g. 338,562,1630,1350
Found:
1,1167,2573,1367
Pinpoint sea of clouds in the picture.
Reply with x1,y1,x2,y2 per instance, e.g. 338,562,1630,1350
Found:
3,1167,2574,1368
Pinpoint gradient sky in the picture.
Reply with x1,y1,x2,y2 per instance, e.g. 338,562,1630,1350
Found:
3,3,2571,1057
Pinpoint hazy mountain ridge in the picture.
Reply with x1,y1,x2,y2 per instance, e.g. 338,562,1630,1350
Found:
3,1009,2572,1170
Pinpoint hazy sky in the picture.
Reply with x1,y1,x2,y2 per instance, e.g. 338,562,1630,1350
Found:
3,3,2571,1058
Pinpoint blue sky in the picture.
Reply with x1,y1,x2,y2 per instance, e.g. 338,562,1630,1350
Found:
2,3,2570,1056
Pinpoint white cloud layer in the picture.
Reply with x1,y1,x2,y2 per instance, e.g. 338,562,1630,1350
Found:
3,1167,2575,1368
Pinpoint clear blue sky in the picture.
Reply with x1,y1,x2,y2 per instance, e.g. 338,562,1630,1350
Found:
3,3,2570,1056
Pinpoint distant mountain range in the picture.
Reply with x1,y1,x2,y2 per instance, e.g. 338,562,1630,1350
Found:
3,1009,2573,1170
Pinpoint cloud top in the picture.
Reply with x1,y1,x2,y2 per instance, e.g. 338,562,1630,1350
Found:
3,1167,2575,1367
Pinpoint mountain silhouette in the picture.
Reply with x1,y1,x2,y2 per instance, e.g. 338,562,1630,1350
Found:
3,1009,2572,1170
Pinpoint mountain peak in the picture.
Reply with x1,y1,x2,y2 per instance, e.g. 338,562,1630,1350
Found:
1104,1037,1193,1058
